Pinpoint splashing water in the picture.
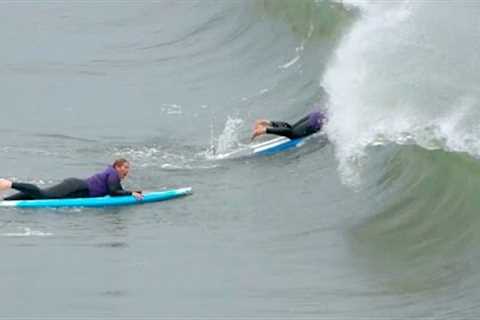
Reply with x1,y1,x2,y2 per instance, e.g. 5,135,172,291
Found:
322,0,480,185
204,116,245,160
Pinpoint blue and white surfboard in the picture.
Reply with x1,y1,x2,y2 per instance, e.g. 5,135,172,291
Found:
215,136,306,159
251,136,305,156
0,187,192,208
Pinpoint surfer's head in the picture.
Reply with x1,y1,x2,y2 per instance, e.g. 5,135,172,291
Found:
113,158,130,179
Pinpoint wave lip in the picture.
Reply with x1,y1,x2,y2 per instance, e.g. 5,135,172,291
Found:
322,1,480,185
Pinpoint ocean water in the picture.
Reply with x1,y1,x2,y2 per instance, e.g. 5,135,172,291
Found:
1,0,480,318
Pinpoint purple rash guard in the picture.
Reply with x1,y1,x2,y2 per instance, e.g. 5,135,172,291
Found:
85,166,130,197
307,110,326,131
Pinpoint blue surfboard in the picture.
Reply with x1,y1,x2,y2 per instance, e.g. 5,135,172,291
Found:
251,136,305,156
215,136,307,159
0,187,192,208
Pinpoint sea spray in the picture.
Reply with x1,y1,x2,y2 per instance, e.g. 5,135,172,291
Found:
322,1,480,185
204,116,245,159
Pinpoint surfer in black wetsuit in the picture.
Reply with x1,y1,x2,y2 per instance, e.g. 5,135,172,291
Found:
251,110,326,141
0,159,143,201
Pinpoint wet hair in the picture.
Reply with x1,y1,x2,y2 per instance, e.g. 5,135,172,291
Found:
112,158,129,168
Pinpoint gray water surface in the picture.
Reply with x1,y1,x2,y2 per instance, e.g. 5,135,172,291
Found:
1,1,480,319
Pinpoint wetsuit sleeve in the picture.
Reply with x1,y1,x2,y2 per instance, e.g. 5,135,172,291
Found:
107,174,132,196
266,127,294,139
291,115,310,127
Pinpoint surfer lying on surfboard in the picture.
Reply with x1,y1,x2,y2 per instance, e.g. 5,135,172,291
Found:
251,109,326,141
0,159,143,201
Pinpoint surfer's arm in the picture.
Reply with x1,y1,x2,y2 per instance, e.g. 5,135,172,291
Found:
107,175,132,196
265,127,294,139
292,115,310,127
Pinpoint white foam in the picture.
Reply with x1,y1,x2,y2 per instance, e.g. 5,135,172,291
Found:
208,116,245,158
322,1,480,185
3,227,53,237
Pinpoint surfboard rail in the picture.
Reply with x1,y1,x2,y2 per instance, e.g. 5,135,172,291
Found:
0,187,192,208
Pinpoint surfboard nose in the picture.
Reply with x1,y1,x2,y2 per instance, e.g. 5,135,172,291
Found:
176,187,193,195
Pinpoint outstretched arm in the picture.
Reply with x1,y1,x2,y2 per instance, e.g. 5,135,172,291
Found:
265,127,294,139
107,176,143,200
107,175,132,196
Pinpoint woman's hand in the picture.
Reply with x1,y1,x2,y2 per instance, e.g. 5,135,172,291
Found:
0,179,13,191
251,126,267,141
132,191,144,200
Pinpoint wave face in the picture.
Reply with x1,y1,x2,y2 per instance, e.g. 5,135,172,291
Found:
1,0,480,318
321,1,480,316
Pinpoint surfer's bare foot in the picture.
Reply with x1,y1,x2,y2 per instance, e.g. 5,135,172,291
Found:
0,179,13,191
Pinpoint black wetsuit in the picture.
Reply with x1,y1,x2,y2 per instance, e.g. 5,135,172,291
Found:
266,111,325,139
5,178,90,201
4,166,132,201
